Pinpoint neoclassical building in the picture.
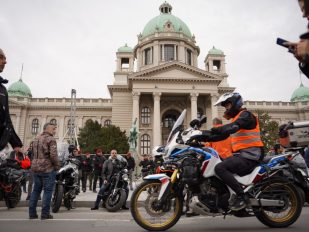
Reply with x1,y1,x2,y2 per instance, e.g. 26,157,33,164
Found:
7,2,309,155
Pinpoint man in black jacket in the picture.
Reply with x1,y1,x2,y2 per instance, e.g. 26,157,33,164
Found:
81,152,93,192
125,152,135,190
91,149,128,210
0,48,22,152
92,148,105,192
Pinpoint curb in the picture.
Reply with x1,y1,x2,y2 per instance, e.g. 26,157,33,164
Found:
0,200,132,208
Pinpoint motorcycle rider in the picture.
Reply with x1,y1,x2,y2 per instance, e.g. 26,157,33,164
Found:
68,145,82,189
189,92,264,211
91,149,129,210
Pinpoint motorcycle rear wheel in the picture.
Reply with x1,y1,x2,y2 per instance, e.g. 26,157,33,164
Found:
254,179,302,228
52,184,64,213
130,180,183,231
105,189,126,212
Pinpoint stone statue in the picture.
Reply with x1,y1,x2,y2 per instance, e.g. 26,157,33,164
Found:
129,118,138,151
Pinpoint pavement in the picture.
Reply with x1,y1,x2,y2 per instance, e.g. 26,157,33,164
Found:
0,181,141,208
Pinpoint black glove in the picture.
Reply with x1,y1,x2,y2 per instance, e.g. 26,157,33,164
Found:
186,134,208,145
189,119,201,128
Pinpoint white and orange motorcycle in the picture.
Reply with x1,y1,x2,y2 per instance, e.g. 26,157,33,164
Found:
130,110,303,231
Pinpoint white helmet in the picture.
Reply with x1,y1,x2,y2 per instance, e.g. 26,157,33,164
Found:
214,92,243,119
152,146,165,157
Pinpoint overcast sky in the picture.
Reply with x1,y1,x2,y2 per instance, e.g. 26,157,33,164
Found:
0,0,307,102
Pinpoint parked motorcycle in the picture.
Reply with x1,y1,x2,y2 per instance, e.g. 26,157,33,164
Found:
269,147,309,205
52,157,80,213
0,158,25,208
103,166,129,212
130,110,303,231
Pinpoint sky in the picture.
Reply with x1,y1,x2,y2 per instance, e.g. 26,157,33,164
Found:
0,0,307,102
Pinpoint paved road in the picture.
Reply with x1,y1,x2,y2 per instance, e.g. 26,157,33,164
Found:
0,207,309,232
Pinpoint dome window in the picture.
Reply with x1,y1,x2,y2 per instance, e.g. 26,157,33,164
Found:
186,49,192,65
144,47,153,65
161,44,177,61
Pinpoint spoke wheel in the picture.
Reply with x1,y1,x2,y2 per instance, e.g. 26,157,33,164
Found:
130,180,182,231
254,179,302,228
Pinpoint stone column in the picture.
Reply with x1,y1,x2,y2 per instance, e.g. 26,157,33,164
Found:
58,117,65,139
190,93,199,120
132,92,140,125
153,92,162,146
41,116,47,133
211,94,219,119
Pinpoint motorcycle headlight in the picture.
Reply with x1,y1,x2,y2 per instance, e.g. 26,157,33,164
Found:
122,174,129,181
123,169,128,174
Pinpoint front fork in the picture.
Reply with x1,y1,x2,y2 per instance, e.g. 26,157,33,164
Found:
156,169,179,208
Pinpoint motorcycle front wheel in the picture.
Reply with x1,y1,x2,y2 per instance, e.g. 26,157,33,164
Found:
5,184,21,208
130,180,183,231
105,189,126,212
52,184,64,213
254,179,302,228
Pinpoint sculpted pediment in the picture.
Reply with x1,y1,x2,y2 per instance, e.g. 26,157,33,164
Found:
8,99,27,107
129,61,223,82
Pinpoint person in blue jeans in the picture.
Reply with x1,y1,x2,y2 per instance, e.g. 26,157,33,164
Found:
29,123,60,220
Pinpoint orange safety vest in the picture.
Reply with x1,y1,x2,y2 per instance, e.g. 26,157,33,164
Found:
207,124,233,159
230,110,264,152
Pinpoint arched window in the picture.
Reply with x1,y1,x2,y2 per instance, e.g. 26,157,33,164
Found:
104,120,111,127
141,134,151,155
31,118,39,134
141,107,151,124
163,114,177,128
50,118,57,125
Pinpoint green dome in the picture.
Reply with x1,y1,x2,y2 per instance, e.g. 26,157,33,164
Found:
142,2,192,38
8,79,32,97
291,83,309,102
117,44,133,53
208,46,224,55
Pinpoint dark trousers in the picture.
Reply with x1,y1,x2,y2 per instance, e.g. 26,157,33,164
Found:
214,155,258,195
93,172,103,190
27,171,34,198
82,170,91,191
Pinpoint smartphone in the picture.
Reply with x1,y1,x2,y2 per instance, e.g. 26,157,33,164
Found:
276,38,294,53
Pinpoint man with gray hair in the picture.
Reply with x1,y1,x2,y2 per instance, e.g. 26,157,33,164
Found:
0,48,22,152
29,122,60,220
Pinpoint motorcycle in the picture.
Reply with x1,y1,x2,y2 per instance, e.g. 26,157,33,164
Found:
269,147,309,205
52,157,80,213
103,165,129,212
130,109,303,231
0,158,25,208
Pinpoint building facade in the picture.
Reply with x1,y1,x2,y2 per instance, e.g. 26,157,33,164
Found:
7,2,309,154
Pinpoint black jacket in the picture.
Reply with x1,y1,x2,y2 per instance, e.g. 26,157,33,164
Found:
125,156,135,170
81,156,93,172
101,157,126,182
300,62,309,79
0,77,22,150
206,110,257,142
92,154,106,174
139,160,155,172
